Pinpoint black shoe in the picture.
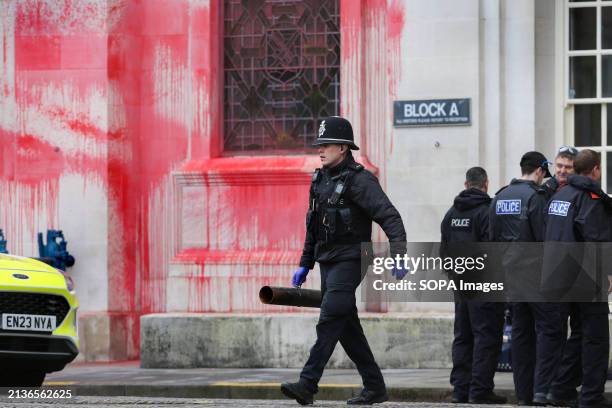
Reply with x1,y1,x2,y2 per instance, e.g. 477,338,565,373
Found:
533,392,550,406
347,389,389,405
469,392,507,405
547,392,578,407
579,397,612,408
280,382,313,406
451,395,468,403
518,400,534,406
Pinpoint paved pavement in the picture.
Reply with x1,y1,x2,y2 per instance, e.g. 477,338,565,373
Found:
0,362,599,406
45,361,507,388
39,361,517,402
0,396,525,408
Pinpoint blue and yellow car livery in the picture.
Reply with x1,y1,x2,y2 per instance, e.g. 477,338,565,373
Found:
0,254,78,386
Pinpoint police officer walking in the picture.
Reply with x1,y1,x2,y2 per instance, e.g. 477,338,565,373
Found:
441,167,506,404
280,116,407,406
489,151,565,405
545,149,612,408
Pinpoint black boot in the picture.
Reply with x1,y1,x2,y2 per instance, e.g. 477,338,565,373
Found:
533,392,550,406
579,397,612,408
547,392,578,407
280,382,314,405
347,389,389,405
451,395,468,403
468,391,507,404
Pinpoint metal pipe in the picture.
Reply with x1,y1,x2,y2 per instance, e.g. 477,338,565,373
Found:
259,286,322,308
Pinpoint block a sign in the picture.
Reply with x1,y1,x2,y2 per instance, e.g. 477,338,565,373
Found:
393,98,471,127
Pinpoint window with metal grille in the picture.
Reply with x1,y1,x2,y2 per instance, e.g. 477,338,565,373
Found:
223,0,340,153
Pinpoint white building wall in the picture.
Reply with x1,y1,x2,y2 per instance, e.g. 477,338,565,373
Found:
59,174,108,312
388,0,482,244
388,0,557,241
383,0,557,312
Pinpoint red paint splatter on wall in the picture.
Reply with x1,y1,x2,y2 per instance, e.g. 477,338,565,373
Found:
388,0,406,40
173,155,317,313
1,0,406,359
107,0,191,357
0,0,109,257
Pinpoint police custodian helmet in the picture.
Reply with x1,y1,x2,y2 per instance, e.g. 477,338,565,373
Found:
312,116,359,150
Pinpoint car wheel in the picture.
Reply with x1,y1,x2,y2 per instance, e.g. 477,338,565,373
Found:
0,371,46,387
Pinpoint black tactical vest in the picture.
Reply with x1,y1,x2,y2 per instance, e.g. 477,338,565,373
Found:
309,162,372,247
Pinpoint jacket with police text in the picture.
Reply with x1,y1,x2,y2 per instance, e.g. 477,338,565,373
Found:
489,179,547,242
545,175,612,242
542,175,612,299
441,188,491,243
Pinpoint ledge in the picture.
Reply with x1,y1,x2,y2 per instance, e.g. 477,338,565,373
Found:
173,155,378,186
174,156,319,186
172,249,302,265
140,313,455,369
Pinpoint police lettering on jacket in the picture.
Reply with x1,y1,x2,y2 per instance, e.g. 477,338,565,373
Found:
495,200,521,215
450,218,471,228
548,200,571,217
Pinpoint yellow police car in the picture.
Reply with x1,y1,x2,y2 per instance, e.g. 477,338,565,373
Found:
0,254,78,386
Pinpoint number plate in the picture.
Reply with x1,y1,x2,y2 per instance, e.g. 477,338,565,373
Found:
1,314,56,331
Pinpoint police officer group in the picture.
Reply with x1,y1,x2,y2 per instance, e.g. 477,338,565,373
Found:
280,116,612,407
445,148,612,407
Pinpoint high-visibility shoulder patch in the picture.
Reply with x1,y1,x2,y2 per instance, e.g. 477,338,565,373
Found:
590,192,600,199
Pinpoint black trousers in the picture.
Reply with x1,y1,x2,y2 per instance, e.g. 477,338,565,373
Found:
450,301,505,400
511,302,565,401
299,259,385,394
550,302,609,405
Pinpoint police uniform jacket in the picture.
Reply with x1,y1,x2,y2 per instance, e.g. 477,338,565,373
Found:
489,179,547,242
542,175,612,299
299,155,407,269
489,179,548,298
544,175,612,242
441,188,491,243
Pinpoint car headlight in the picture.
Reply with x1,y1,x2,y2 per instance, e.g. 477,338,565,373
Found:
61,270,75,292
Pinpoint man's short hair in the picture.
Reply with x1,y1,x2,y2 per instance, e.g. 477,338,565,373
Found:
573,149,600,175
466,166,488,189
556,151,576,161
520,162,538,175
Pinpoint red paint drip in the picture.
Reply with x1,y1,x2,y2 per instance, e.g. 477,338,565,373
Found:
387,0,405,40
106,0,191,357
12,134,64,184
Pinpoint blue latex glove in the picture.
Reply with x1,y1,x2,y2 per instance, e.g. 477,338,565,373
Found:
292,266,309,287
392,265,409,280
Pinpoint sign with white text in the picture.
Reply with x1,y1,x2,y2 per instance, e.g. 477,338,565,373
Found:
393,98,471,127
